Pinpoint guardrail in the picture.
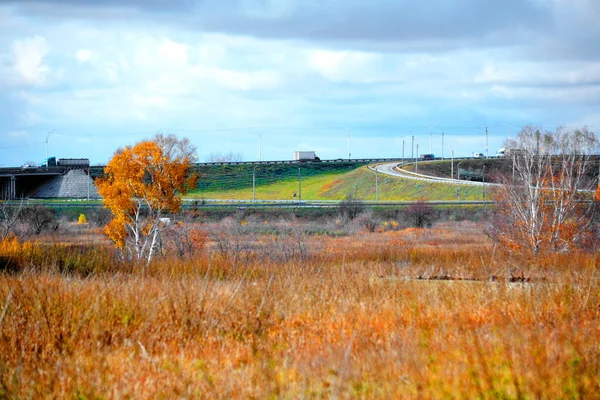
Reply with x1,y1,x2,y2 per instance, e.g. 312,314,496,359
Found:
368,158,502,187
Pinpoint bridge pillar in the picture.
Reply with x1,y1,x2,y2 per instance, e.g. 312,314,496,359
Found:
10,175,16,200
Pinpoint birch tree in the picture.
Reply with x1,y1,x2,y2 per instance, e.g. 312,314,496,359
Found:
97,134,197,264
491,126,598,254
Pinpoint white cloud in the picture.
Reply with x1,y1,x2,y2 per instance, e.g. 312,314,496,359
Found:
11,36,50,86
158,38,189,66
76,49,94,63
308,49,379,82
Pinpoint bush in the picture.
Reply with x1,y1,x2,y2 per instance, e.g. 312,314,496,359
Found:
20,205,59,235
404,201,435,228
353,210,379,233
87,208,113,227
338,194,365,220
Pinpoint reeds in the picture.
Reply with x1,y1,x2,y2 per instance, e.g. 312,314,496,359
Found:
0,220,598,398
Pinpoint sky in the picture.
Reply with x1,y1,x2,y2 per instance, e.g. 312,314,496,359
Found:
1,0,599,166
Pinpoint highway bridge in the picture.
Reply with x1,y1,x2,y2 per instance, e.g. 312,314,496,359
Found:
0,165,101,200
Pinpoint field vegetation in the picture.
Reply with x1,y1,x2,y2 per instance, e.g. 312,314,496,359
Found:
1,207,599,399
2,128,599,398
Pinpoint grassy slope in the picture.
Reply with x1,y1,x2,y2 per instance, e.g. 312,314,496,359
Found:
189,166,487,201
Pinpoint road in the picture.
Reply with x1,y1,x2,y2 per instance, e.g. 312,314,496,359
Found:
371,162,499,187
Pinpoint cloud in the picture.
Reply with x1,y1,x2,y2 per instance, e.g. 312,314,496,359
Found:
10,35,50,86
0,1,599,167
76,49,94,63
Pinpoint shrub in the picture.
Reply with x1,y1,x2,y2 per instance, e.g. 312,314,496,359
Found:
338,194,365,220
77,214,87,224
404,201,435,228
353,210,379,232
87,208,113,227
19,205,59,235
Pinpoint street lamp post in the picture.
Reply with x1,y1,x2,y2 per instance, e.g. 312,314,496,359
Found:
402,140,405,163
441,132,444,159
485,126,488,158
451,148,454,179
45,129,54,169
347,133,351,160
416,144,419,174
429,132,432,153
483,165,486,200
375,167,379,202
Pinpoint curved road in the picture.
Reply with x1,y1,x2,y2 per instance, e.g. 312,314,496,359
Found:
371,162,499,187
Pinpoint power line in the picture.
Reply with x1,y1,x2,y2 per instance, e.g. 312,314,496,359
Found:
0,141,45,150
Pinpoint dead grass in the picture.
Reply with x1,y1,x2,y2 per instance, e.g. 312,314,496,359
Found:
0,220,599,399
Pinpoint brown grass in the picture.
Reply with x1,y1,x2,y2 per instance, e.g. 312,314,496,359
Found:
0,220,599,399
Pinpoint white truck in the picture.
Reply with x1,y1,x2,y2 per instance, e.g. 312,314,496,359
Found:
293,151,318,161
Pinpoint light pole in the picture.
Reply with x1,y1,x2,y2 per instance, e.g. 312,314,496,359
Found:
348,133,351,160
485,126,488,158
482,165,486,200
416,143,419,174
375,167,379,202
441,132,444,159
450,148,454,179
253,167,256,203
45,129,54,169
456,161,462,201
402,140,405,163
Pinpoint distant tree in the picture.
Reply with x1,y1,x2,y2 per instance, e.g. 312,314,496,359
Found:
338,194,365,220
404,200,435,228
490,126,598,254
0,200,25,240
206,152,244,163
96,134,198,264
20,205,58,235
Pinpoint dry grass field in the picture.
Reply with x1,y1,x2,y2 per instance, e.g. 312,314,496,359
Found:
1,217,599,399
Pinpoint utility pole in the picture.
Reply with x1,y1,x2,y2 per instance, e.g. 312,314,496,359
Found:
416,144,419,174
402,140,405,163
441,132,444,159
252,167,256,203
482,165,486,200
298,167,302,202
347,134,351,160
45,129,54,169
485,126,488,158
451,149,454,179
375,168,379,202
87,167,90,201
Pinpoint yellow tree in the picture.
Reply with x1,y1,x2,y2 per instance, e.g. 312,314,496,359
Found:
97,134,197,264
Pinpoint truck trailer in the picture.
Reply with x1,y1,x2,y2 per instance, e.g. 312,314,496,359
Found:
41,157,90,167
293,151,317,161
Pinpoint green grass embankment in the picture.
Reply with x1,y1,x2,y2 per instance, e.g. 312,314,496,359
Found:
189,164,488,201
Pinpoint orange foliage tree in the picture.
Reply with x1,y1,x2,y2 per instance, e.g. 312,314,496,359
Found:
490,126,597,254
96,134,197,264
